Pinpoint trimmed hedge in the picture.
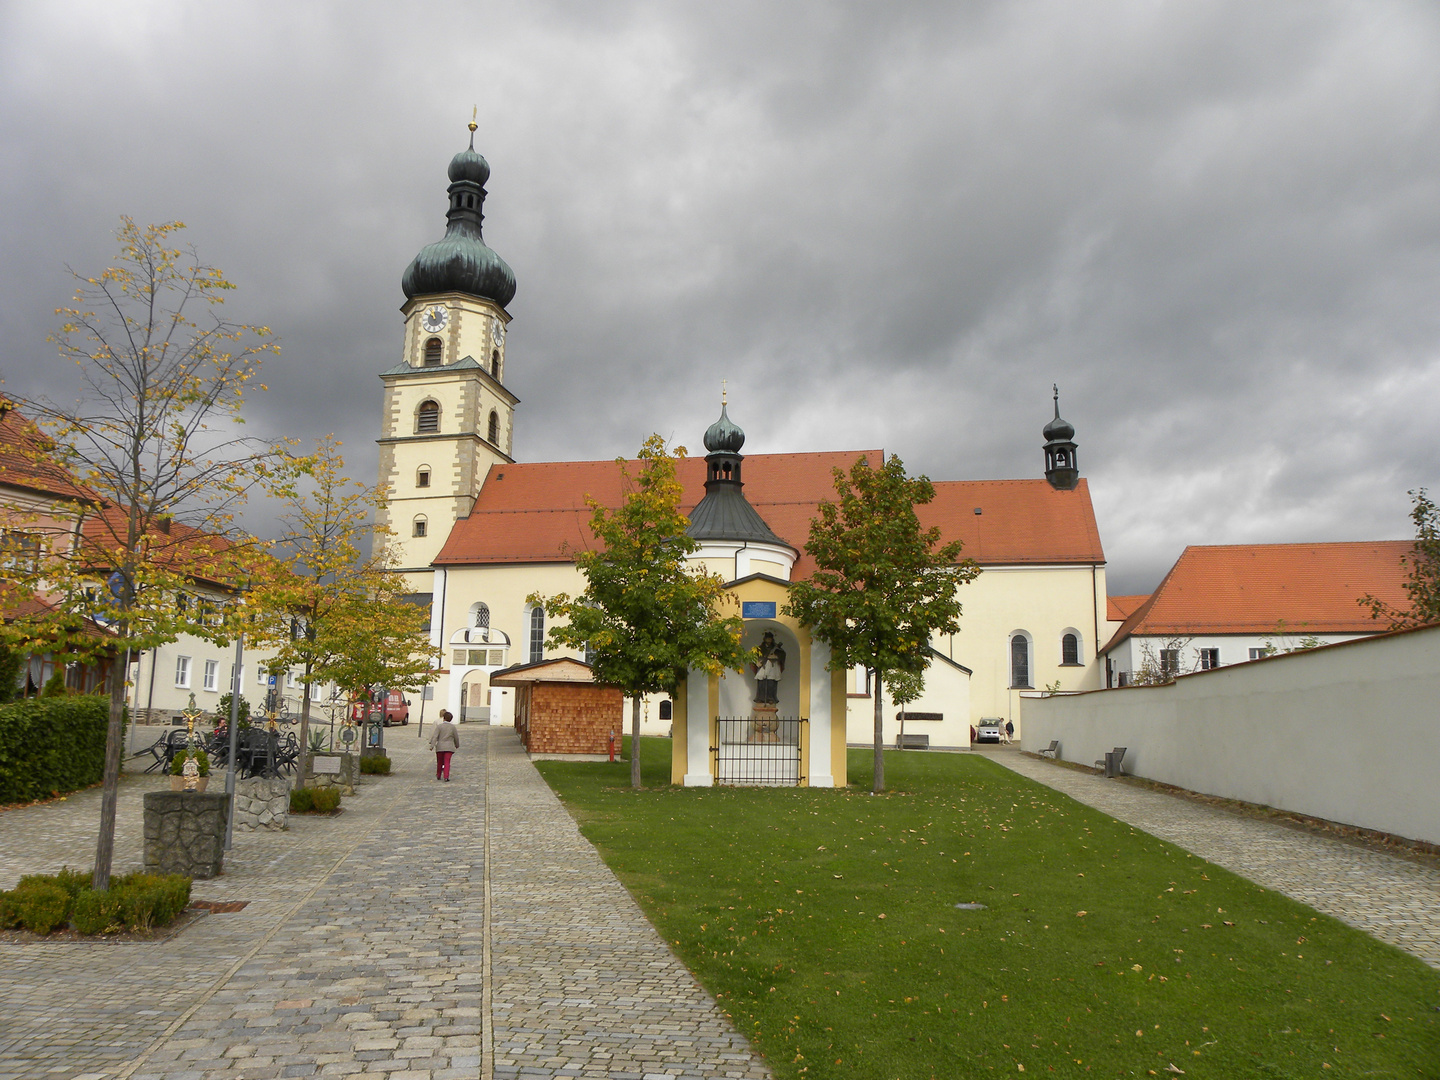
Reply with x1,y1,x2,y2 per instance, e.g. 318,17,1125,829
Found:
0,695,111,804
0,868,190,935
359,754,391,775
289,786,340,814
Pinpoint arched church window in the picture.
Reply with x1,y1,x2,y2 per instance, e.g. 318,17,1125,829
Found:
1010,633,1032,689
1062,633,1080,666
529,606,545,664
473,603,490,629
490,349,500,377
412,516,427,538
416,400,439,433
416,467,430,488
487,410,499,444
423,338,443,366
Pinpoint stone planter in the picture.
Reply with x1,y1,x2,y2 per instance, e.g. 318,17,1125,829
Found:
143,790,229,878
169,775,210,792
231,774,290,831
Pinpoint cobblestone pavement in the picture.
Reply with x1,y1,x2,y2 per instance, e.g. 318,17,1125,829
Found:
979,745,1440,969
0,727,768,1080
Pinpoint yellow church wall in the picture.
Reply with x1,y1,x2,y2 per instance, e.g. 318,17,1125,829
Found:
400,292,510,377
843,561,1107,745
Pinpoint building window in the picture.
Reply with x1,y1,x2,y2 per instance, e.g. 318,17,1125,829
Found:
229,664,243,690
1009,634,1031,688
529,606,545,664
490,349,500,377
413,516,427,538
473,602,490,629
658,699,672,721
1198,648,1220,670
174,655,192,689
1159,649,1180,677
0,530,42,571
203,659,218,692
423,337,443,366
1248,647,1269,661
487,410,499,444
584,641,597,666
416,467,430,488
416,400,440,433
1061,633,1080,666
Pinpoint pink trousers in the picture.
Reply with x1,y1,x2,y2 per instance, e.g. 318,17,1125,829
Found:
435,751,453,780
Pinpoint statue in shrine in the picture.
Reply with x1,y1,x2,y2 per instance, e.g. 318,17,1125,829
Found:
752,632,786,705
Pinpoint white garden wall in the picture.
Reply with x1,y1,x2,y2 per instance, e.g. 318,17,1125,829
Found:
1020,624,1440,846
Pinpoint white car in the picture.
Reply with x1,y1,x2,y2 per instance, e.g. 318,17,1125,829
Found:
975,721,1002,744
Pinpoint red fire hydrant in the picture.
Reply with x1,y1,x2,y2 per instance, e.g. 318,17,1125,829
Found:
608,729,617,763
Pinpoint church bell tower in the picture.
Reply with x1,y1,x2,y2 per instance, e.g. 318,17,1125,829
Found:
377,121,519,582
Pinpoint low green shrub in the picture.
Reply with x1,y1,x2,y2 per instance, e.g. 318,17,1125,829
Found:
69,889,121,935
109,872,190,929
169,748,210,776
290,786,340,813
0,869,189,934
4,881,71,934
359,754,391,775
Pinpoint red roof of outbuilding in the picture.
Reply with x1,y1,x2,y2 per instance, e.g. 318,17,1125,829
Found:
433,451,1106,576
1107,594,1150,622
1102,541,1413,651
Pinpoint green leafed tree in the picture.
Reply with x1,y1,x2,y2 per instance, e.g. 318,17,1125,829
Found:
786,453,979,792
0,219,278,889
1361,488,1440,630
532,435,748,788
244,435,434,775
887,662,926,749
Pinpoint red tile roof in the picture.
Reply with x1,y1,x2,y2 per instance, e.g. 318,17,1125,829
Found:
1103,541,1414,650
434,451,1106,576
0,405,95,504
77,505,241,588
1107,594,1150,622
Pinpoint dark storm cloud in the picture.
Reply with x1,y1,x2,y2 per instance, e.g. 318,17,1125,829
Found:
2,0,1437,593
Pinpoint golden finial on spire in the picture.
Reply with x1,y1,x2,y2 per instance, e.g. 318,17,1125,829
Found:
468,105,478,149
722,378,728,406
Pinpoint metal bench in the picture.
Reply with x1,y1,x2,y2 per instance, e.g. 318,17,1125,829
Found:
1096,746,1127,777
1037,739,1060,759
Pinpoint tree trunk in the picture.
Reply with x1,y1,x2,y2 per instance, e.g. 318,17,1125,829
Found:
92,647,129,891
899,704,906,749
297,674,313,784
872,669,884,793
630,694,642,788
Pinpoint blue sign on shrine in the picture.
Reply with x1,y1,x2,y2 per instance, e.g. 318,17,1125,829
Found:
741,601,776,619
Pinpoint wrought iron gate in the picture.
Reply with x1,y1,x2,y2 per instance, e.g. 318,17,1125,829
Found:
711,716,806,786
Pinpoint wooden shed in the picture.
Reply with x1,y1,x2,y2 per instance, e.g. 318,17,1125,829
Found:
490,658,624,759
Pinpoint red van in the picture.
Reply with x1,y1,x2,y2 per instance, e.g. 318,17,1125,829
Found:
384,690,410,726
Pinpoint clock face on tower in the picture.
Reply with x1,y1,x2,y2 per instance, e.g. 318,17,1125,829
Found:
490,316,504,351
421,306,448,334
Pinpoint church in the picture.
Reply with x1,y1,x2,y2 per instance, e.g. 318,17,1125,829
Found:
375,129,1114,769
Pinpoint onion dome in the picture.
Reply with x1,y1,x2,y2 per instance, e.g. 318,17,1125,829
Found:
401,128,516,307
703,402,745,453
1043,384,1080,491
687,400,789,548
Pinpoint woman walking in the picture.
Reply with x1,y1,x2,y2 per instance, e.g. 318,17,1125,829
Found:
429,709,460,781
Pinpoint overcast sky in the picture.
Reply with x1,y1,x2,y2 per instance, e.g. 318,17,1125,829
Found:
2,0,1437,594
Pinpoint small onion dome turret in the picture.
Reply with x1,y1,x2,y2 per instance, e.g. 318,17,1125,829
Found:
402,133,516,307
703,402,745,453
1043,384,1080,491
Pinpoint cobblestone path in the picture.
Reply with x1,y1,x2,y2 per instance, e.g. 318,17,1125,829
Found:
0,727,768,1080
983,746,1440,969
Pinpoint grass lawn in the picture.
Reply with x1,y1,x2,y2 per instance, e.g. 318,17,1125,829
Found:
536,738,1440,1080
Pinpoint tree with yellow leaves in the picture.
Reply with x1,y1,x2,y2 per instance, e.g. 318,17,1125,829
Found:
244,436,434,775
532,435,747,788
1,218,280,889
